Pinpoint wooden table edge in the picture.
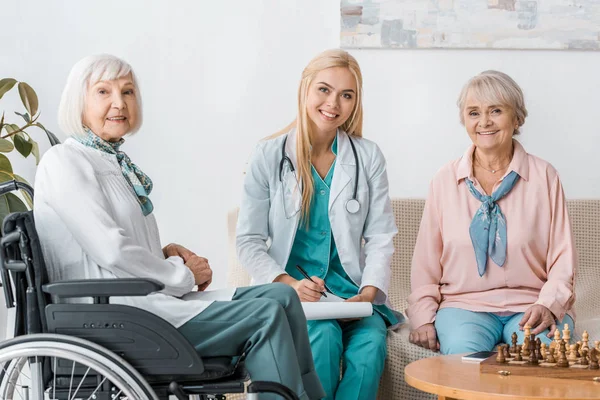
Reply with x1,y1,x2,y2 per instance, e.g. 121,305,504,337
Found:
404,362,600,400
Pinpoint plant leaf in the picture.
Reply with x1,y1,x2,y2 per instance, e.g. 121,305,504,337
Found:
0,192,29,225
13,174,32,208
14,111,30,123
0,78,17,100
0,171,13,184
30,140,40,165
13,133,33,158
0,139,14,153
18,82,39,117
4,124,21,137
0,154,13,173
35,122,61,146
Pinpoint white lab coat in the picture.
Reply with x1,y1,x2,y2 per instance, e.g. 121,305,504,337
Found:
236,129,398,306
34,138,235,328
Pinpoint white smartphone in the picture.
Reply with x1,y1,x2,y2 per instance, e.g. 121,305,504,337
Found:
461,351,496,363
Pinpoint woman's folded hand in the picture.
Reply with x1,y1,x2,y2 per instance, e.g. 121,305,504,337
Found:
409,323,440,351
163,243,212,290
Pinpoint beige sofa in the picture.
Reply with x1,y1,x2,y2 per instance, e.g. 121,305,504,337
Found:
227,199,600,400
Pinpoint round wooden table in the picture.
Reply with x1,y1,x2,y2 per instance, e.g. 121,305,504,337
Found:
404,354,600,400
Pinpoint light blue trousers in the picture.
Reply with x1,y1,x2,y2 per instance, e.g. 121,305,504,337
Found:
178,283,325,400
435,307,575,355
307,313,387,400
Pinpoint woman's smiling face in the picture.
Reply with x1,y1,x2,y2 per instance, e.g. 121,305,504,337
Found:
463,89,518,153
305,67,357,136
83,73,139,142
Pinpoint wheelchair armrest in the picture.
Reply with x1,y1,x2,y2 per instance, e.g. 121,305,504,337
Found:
42,278,165,299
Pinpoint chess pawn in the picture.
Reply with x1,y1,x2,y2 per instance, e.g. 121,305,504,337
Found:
540,343,547,360
562,323,571,344
581,331,589,352
575,342,581,357
510,332,518,353
496,345,507,363
503,344,510,359
535,338,542,360
589,348,599,370
514,345,523,361
581,349,589,366
595,340,600,351
522,336,530,357
554,328,562,349
557,341,569,368
524,324,532,338
546,347,556,363
568,344,578,361
528,334,539,365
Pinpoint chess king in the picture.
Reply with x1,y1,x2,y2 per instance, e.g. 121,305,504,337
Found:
407,71,576,354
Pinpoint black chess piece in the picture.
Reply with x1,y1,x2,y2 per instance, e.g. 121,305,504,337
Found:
581,349,589,366
528,334,538,365
514,345,523,361
511,332,518,353
557,341,569,368
503,344,510,359
535,337,542,361
496,345,507,363
590,348,599,370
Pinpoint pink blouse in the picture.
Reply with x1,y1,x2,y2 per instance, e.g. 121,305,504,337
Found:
406,140,576,330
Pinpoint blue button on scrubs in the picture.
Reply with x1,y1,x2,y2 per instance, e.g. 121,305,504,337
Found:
284,137,395,400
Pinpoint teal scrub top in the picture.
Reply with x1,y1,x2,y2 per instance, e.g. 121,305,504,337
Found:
285,137,398,326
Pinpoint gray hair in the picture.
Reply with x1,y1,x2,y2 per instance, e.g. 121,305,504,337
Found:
457,70,527,135
58,54,142,137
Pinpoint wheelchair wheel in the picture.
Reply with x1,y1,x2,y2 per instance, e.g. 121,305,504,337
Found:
0,333,158,400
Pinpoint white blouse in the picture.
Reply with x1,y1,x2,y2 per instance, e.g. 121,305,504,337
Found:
34,138,234,328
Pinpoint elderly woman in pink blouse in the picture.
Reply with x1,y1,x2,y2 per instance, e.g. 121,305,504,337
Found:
407,70,576,354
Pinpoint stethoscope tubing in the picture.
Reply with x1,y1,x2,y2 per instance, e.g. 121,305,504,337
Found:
279,133,360,213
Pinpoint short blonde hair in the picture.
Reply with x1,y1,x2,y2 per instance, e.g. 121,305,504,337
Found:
457,70,527,135
58,54,142,137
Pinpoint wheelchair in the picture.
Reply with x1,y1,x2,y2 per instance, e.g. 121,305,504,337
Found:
0,180,299,400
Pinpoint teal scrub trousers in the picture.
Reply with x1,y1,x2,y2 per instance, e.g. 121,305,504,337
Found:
178,283,326,400
307,313,388,400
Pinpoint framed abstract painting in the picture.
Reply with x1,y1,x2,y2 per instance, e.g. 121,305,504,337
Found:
341,0,600,50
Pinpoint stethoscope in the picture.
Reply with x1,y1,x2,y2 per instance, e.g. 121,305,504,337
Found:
279,133,361,214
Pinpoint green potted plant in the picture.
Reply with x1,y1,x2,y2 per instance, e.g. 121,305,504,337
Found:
0,78,59,222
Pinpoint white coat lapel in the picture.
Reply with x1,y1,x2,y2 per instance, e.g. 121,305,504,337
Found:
329,131,355,211
281,129,302,218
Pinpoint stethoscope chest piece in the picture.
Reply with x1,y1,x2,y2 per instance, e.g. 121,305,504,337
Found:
345,198,360,214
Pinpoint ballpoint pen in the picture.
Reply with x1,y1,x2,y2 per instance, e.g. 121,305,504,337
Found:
295,264,333,298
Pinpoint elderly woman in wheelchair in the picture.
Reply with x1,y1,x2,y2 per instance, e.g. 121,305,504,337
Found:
0,54,325,400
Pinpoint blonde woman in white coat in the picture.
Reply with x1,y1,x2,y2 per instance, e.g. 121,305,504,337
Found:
33,54,324,400
237,49,403,400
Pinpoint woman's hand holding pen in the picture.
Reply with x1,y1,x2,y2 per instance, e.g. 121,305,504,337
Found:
274,274,326,302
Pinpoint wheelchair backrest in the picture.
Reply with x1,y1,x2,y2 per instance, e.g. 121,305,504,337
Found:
0,210,51,336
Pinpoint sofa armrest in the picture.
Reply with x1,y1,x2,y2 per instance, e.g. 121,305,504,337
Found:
42,278,164,300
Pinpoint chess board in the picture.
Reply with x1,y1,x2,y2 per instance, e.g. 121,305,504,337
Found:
480,353,600,381
480,326,600,382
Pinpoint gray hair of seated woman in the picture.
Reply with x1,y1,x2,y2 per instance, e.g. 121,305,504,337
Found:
58,54,143,137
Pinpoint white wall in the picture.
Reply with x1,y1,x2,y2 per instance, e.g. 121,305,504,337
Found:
1,1,599,336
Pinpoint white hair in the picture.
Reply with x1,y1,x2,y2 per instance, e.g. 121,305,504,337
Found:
58,54,143,137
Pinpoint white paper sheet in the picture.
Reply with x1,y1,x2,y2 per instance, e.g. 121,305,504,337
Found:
301,293,373,320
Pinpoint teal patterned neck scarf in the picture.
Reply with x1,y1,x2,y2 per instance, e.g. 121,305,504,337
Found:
465,171,520,277
75,130,154,216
